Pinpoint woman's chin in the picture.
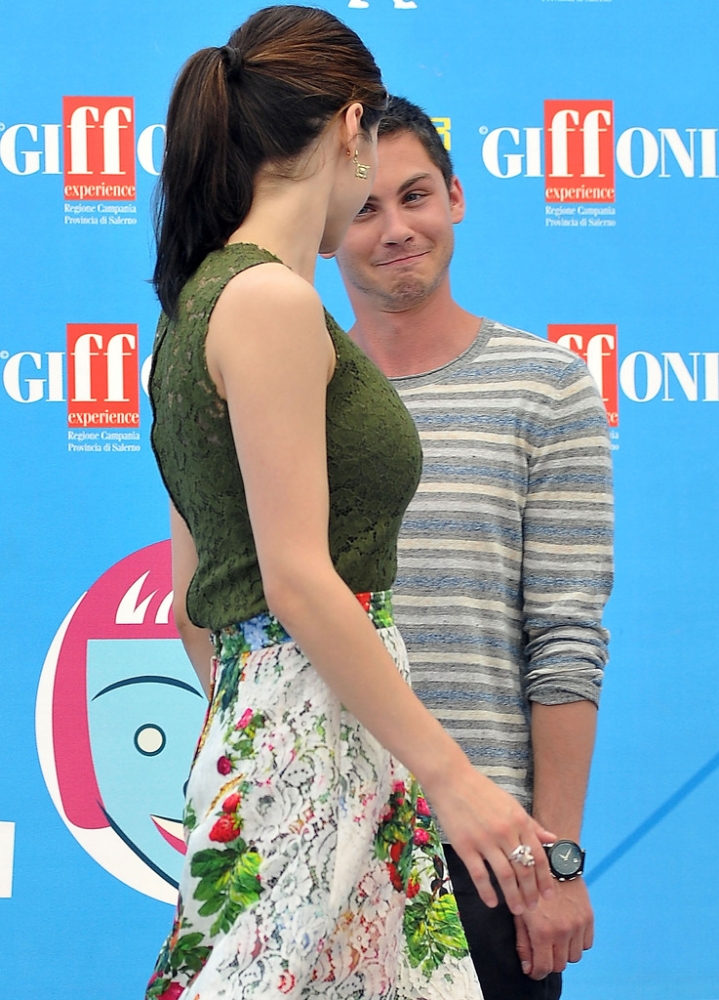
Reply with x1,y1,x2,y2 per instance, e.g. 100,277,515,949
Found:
318,236,340,258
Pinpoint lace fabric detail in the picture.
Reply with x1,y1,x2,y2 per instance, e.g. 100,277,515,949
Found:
150,244,422,630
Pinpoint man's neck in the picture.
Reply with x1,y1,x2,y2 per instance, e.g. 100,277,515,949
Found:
348,284,481,378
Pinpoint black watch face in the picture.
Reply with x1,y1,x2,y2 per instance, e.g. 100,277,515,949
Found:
548,840,584,877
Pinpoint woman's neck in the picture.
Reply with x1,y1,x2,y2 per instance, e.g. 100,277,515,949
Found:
227,164,332,283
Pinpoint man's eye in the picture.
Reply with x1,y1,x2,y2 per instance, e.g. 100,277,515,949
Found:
355,203,373,218
404,191,425,204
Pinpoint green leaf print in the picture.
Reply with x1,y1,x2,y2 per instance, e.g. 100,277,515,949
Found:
403,891,469,976
184,800,198,832
146,977,172,998
171,932,212,975
228,848,263,908
226,711,266,758
216,653,245,715
191,842,263,938
192,844,245,880
372,605,394,629
265,617,289,645
147,915,212,995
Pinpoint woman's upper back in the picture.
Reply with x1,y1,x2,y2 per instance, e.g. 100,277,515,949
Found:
150,243,422,630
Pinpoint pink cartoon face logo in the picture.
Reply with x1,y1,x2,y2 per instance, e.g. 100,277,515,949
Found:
35,541,207,903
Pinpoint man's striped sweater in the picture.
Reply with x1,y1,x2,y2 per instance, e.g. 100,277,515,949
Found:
391,318,614,811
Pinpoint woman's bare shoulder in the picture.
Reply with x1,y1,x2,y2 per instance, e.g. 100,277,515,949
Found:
206,259,332,395
215,260,323,326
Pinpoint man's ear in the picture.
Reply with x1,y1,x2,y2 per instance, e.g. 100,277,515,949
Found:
319,251,336,260
449,175,466,224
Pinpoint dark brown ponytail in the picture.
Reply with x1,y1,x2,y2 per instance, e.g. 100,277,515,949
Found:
153,5,386,316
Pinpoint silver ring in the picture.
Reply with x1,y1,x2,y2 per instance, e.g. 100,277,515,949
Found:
508,844,536,867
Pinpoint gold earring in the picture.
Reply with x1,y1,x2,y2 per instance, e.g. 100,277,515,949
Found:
353,149,371,180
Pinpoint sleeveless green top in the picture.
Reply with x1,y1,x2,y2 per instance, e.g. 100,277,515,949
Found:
150,243,423,631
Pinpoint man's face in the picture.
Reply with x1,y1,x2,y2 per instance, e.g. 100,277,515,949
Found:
335,131,465,312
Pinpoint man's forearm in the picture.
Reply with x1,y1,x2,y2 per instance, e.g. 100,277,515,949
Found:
530,700,597,840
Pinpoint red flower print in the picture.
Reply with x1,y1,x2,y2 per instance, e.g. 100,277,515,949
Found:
413,829,431,847
416,796,431,818
237,708,253,730
217,755,233,775
391,778,405,804
222,792,241,813
356,592,372,611
387,862,404,892
407,876,421,899
209,815,241,843
158,983,184,1000
389,841,404,864
278,971,296,994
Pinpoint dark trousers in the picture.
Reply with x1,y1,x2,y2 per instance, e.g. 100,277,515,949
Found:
444,844,562,1000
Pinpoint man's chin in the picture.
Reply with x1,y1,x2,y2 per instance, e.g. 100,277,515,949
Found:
378,277,434,311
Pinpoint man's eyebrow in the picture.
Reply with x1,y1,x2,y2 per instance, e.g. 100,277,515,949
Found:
363,173,434,206
397,172,433,194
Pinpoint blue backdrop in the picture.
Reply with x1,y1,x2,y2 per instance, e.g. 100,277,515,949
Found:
1,2,717,997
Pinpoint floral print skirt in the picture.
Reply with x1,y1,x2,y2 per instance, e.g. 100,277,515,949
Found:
145,591,483,1000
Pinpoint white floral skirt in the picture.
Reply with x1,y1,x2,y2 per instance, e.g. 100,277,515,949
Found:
145,592,483,999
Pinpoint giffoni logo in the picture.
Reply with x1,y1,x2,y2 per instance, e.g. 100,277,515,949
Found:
63,97,136,200
66,324,140,428
546,326,719,412
480,103,718,190
544,101,615,203
0,99,164,184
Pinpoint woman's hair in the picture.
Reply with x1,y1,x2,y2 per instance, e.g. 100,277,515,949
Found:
154,4,387,316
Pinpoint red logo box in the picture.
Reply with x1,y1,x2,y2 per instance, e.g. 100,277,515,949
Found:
67,324,139,428
544,100,615,203
548,324,618,427
63,97,136,201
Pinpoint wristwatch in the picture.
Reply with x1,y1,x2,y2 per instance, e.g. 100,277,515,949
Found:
543,840,585,881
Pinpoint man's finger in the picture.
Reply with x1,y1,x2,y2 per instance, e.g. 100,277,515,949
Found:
568,931,584,965
583,913,595,951
526,926,559,980
514,915,533,977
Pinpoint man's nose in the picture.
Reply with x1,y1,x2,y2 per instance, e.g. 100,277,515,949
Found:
381,207,414,245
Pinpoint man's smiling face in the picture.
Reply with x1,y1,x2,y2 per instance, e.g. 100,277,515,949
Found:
336,130,465,313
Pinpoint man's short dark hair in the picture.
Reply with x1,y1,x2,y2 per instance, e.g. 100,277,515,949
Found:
378,95,454,190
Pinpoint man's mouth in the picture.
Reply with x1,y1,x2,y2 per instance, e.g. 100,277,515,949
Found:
376,250,429,267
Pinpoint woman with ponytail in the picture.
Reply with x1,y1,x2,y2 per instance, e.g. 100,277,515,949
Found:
146,7,555,998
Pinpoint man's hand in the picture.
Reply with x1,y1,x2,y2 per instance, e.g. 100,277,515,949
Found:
514,876,594,980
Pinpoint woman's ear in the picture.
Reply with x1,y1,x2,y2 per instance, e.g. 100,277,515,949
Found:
342,102,365,149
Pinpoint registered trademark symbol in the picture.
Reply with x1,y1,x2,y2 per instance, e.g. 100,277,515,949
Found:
0,123,5,132
0,351,8,360
478,126,488,135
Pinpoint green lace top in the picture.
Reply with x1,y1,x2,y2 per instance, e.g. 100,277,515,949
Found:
150,243,423,630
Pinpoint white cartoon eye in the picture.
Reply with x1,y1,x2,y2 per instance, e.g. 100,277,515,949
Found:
134,724,166,756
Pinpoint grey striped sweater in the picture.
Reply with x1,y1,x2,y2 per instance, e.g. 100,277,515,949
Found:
391,318,613,811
